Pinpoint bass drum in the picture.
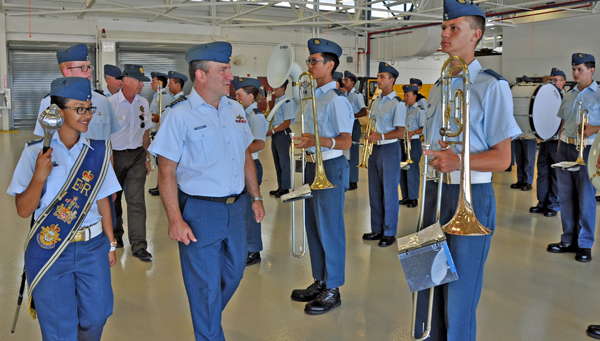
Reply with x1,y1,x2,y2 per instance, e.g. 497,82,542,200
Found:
587,133,600,190
511,82,562,140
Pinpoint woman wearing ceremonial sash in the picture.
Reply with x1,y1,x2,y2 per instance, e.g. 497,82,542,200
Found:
7,77,121,341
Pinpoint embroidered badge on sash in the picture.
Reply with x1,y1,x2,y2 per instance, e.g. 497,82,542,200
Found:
54,196,80,224
236,115,247,123
37,224,62,249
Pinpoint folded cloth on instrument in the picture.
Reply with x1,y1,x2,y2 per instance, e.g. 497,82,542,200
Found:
551,161,581,172
400,161,411,170
281,184,313,203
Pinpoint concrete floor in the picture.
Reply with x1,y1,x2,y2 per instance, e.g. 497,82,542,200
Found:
1,129,599,341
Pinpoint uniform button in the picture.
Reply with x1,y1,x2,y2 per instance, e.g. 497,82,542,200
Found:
228,142,230,144
232,158,235,161
223,125,226,128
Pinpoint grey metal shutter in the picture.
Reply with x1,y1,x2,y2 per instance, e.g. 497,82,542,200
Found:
9,47,96,130
117,51,191,104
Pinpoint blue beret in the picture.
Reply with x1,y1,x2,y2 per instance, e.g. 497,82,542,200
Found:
232,77,262,91
344,71,357,82
403,85,419,93
185,42,232,64
151,72,167,79
117,64,150,82
550,68,566,78
443,0,486,21
103,64,121,78
333,72,344,81
409,78,423,85
307,38,342,58
378,62,399,78
56,44,88,64
50,77,91,102
572,53,595,66
522,75,534,82
168,71,188,83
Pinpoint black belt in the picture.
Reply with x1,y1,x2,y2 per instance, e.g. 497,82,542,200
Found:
274,127,291,135
188,191,246,204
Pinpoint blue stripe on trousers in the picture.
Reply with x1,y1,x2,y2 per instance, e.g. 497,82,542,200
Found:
304,155,349,288
368,142,400,236
349,120,361,183
271,128,292,190
246,159,263,252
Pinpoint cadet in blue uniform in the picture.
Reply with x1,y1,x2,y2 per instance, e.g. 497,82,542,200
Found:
168,70,187,100
149,42,265,340
511,76,538,192
233,77,269,266
8,77,121,341
291,38,353,315
399,85,426,208
103,64,122,97
148,72,173,197
414,1,521,339
361,62,405,247
410,78,428,109
547,53,600,263
266,80,296,198
343,70,367,190
333,71,344,90
530,67,566,217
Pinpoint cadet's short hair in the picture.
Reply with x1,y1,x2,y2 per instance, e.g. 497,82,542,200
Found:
188,60,211,83
321,52,340,77
464,15,486,46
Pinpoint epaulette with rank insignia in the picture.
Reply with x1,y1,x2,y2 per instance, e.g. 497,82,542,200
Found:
226,95,237,101
435,78,441,86
285,99,292,103
394,96,404,103
26,138,43,146
252,108,262,115
333,89,345,96
42,93,50,99
418,105,425,110
482,69,507,82
93,89,107,97
166,96,188,109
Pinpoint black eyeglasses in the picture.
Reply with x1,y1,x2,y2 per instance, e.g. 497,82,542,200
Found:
139,115,146,129
64,106,97,115
306,59,326,66
66,65,94,72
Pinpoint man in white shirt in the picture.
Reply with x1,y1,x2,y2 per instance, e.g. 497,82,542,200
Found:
110,64,153,262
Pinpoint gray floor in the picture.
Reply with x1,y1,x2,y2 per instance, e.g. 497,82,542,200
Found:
1,129,599,341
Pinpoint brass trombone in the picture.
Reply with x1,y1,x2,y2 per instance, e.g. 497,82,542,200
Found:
156,81,164,130
358,117,376,168
575,101,589,166
401,123,413,170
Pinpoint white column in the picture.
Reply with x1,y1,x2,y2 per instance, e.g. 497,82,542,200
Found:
0,14,9,130
98,39,117,91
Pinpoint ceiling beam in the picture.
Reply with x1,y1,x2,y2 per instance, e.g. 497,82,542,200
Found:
214,3,276,24
149,0,192,22
77,0,96,19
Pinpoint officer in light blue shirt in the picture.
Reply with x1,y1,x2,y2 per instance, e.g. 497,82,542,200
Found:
547,53,600,263
400,85,426,208
343,70,367,190
148,41,264,341
33,44,120,141
414,1,521,340
233,77,269,266
410,77,429,109
291,38,353,316
362,62,405,247
103,64,122,97
149,72,173,133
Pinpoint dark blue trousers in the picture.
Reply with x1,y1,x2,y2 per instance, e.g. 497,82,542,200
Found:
305,155,349,288
535,140,560,211
400,139,423,200
349,120,361,183
27,232,113,341
556,143,596,248
414,182,496,341
178,192,246,341
368,143,400,236
246,159,263,253
271,128,292,190
514,139,537,184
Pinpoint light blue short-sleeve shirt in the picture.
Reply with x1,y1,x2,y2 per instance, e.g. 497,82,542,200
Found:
557,81,600,143
303,81,354,153
7,135,121,225
406,102,426,134
34,90,121,141
271,94,296,127
149,89,254,197
424,59,521,154
369,92,406,134
245,103,268,159
347,88,366,116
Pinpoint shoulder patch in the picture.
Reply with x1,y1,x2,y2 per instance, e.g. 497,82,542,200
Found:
26,138,43,146
482,69,507,82
93,88,107,97
333,88,345,96
253,108,262,115
394,96,404,103
166,96,188,108
226,95,237,101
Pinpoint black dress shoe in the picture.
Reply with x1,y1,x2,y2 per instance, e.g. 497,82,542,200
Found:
291,280,326,302
275,189,289,198
510,182,523,189
544,209,557,217
529,206,545,214
362,232,383,240
407,199,418,208
246,252,261,266
547,241,578,253
596,196,600,202
521,184,533,191
399,198,409,205
576,248,592,262
378,236,396,247
304,288,341,315
348,182,358,191
148,187,160,196
269,188,281,196
132,248,152,262
115,236,124,248
586,325,600,339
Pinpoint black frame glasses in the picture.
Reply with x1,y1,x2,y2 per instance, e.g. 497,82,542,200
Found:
66,65,94,72
64,106,97,115
306,59,326,66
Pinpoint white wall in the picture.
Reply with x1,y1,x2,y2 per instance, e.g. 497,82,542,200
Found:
368,54,446,84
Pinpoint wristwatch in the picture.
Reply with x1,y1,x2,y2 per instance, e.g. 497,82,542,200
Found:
251,196,264,202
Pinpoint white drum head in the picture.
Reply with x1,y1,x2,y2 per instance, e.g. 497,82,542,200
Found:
531,83,562,140
511,83,538,139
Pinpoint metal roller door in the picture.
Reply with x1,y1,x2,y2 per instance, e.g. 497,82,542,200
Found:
9,46,96,130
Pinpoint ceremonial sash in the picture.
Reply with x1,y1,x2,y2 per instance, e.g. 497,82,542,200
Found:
23,139,111,317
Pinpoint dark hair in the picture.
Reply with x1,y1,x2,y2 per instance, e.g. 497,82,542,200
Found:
336,79,343,89
172,78,185,88
281,79,289,90
465,15,486,46
188,60,210,83
406,89,418,96
242,85,262,103
385,72,397,84
584,62,596,70
156,75,168,87
321,52,340,77
50,96,70,109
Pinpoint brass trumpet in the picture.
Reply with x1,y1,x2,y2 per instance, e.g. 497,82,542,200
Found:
358,117,376,168
401,123,413,170
575,101,589,166
156,82,163,130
